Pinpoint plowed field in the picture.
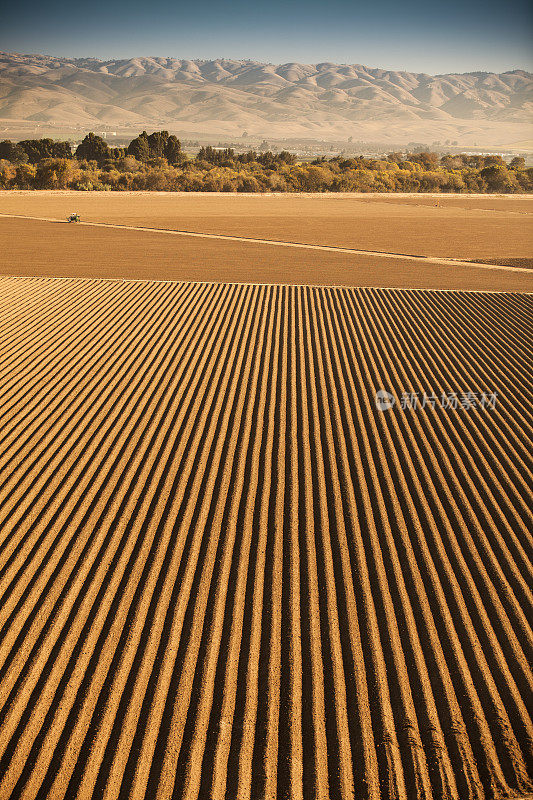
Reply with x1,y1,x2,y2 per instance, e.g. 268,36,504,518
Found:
0,275,531,800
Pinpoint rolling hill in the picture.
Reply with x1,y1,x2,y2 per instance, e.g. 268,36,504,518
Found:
0,51,532,145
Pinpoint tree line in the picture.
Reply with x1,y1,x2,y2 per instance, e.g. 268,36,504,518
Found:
0,131,530,193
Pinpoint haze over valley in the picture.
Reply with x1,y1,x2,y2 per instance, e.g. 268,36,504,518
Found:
1,51,531,147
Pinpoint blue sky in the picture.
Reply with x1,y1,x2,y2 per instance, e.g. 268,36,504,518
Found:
2,0,532,73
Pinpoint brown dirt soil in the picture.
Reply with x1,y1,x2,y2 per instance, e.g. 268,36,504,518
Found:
473,258,533,269
1,218,533,292
357,194,533,213
0,275,532,799
0,191,531,260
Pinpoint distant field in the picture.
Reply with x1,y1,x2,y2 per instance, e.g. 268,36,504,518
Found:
0,192,532,291
0,276,531,800
0,191,531,261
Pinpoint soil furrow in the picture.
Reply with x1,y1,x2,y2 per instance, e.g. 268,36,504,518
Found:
0,277,531,800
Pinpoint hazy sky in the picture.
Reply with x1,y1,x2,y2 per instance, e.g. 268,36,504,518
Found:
2,0,532,73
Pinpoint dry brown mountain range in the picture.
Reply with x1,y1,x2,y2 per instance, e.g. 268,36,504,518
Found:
0,51,531,146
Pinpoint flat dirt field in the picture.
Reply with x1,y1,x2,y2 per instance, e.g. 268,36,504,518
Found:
1,191,532,260
0,275,532,800
0,191,532,291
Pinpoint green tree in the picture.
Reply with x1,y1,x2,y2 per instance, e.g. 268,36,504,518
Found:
483,155,505,167
516,169,533,191
75,133,110,165
196,145,211,163
147,130,169,158
480,164,512,192
34,158,74,189
440,154,464,170
407,151,439,170
0,140,28,163
164,135,182,164
14,163,37,188
26,138,70,161
277,151,296,165
52,141,73,159
237,150,257,164
196,146,235,165
0,161,17,187
127,132,150,162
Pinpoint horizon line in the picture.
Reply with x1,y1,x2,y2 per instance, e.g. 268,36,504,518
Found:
1,50,531,77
